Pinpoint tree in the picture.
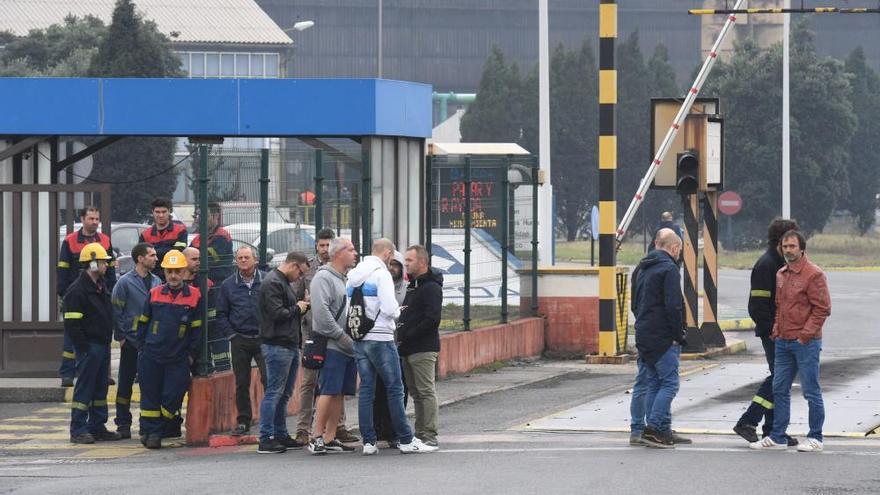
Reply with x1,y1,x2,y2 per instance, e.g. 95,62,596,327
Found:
460,45,522,143
0,16,107,76
88,0,183,222
843,47,880,234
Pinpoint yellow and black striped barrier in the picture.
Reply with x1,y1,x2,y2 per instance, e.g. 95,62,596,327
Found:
682,194,703,352
598,0,618,356
700,191,726,346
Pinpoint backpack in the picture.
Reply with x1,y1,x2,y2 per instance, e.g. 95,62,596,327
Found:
346,282,379,341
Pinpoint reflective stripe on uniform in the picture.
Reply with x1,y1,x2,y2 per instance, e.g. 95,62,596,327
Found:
92,399,107,407
207,309,216,318
112,298,126,308
750,289,772,298
116,396,130,405
63,312,84,320
191,319,203,328
208,247,219,260
178,325,187,338
71,401,89,411
57,261,71,268
138,315,150,323
174,241,187,248
140,409,161,418
752,395,774,409
62,351,76,359
160,406,178,419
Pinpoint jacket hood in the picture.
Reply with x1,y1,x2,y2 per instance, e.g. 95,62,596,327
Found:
638,249,676,270
414,267,444,287
316,263,347,282
346,256,387,286
392,250,405,267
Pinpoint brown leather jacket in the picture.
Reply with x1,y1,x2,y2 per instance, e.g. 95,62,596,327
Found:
771,255,831,343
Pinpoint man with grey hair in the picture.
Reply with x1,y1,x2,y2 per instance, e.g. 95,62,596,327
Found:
630,228,685,449
348,238,437,455
216,245,266,436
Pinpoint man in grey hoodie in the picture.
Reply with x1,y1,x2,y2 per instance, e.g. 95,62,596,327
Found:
307,238,358,455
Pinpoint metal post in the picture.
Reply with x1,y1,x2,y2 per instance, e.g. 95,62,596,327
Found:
197,145,210,376
463,155,472,331
377,0,383,78
314,149,323,233
782,0,791,218
361,149,372,254
259,149,269,269
500,156,510,323
538,0,553,265
530,158,539,317
425,155,433,258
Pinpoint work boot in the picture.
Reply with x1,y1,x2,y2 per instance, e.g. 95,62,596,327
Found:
142,434,162,449
117,425,131,439
162,422,182,439
733,424,759,443
335,427,360,443
108,377,116,386
93,429,122,441
232,423,249,436
70,432,95,444
61,377,74,388
294,431,310,446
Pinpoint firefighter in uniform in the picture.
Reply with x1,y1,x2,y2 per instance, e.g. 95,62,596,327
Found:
139,198,188,281
57,206,116,387
64,243,122,443
136,250,203,449
733,218,800,446
190,202,234,285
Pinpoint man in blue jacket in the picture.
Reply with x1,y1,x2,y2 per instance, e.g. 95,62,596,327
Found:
110,242,161,439
630,228,685,449
216,246,266,436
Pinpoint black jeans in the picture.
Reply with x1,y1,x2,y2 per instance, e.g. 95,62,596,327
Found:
738,335,775,436
231,336,267,426
114,341,139,427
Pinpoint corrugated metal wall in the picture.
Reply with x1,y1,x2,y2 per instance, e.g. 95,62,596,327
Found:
257,0,880,93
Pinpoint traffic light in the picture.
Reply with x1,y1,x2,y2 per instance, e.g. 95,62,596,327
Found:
676,150,699,195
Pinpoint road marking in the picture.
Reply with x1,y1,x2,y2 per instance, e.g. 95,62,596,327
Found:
1,417,69,423
439,445,880,456
0,424,67,431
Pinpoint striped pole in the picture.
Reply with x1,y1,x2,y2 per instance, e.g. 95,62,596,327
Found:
682,194,703,352
615,0,744,243
598,0,618,356
701,191,726,347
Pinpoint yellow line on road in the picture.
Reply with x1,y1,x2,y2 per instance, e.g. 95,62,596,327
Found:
1,417,69,423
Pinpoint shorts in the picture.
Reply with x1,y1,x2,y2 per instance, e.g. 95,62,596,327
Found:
317,349,357,396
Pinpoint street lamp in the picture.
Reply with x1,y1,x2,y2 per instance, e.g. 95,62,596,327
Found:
284,20,315,32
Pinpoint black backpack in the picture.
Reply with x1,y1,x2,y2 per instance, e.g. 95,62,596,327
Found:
346,282,379,341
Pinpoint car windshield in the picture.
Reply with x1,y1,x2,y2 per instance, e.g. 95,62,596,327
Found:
112,227,141,254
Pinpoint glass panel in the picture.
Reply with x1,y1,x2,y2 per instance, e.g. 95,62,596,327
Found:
250,54,264,78
221,54,234,76
265,54,279,77
235,53,249,76
190,52,205,77
381,138,395,239
178,52,190,76
206,53,220,77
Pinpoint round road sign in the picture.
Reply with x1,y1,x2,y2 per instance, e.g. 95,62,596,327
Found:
718,191,742,216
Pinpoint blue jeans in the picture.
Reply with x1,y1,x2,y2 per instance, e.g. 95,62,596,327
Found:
644,344,681,434
354,340,413,445
630,357,658,435
258,344,300,442
771,338,824,443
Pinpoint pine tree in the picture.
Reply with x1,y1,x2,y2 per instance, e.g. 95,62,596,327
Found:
843,47,880,234
460,45,522,143
88,0,183,222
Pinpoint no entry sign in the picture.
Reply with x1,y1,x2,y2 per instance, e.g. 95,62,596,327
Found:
718,191,742,216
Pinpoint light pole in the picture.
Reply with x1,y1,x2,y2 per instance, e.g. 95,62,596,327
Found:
537,0,553,265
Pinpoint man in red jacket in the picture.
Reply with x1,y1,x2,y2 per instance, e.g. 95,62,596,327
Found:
750,230,831,453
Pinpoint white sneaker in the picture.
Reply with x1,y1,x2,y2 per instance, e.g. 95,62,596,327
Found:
398,437,439,454
363,443,378,456
796,438,823,452
749,436,788,451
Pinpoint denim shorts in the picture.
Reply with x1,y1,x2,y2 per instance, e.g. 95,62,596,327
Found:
317,349,357,396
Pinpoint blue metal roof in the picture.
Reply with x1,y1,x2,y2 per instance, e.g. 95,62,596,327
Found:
0,78,432,138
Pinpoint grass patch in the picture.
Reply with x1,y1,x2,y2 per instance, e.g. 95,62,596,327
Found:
556,231,880,269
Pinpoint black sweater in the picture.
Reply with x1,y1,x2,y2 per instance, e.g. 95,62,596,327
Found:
397,268,444,356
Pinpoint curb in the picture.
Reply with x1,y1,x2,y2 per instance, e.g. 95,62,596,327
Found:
718,318,755,332
681,338,747,361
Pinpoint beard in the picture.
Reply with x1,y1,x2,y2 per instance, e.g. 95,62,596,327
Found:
784,252,800,263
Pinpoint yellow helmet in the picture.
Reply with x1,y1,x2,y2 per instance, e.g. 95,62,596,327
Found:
79,243,112,263
161,249,188,269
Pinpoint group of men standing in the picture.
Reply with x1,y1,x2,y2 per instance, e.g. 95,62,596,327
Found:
629,215,831,452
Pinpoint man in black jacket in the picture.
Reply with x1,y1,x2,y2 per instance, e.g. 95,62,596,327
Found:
398,244,443,447
733,218,800,445
631,229,684,449
63,243,122,444
256,251,310,454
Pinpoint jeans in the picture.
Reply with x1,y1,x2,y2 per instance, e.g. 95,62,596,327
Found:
231,336,266,426
644,344,681,434
629,357,658,435
70,342,110,436
771,338,824,443
354,340,413,446
738,336,776,435
258,344,300,442
114,341,139,427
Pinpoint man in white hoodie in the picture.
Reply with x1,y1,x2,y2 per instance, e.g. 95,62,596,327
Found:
348,238,437,455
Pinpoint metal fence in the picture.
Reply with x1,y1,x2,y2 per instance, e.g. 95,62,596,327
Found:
426,154,539,331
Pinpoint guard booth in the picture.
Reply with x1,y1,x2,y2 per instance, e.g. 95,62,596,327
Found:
0,77,431,377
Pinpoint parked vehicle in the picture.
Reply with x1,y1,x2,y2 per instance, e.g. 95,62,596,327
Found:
225,223,315,267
